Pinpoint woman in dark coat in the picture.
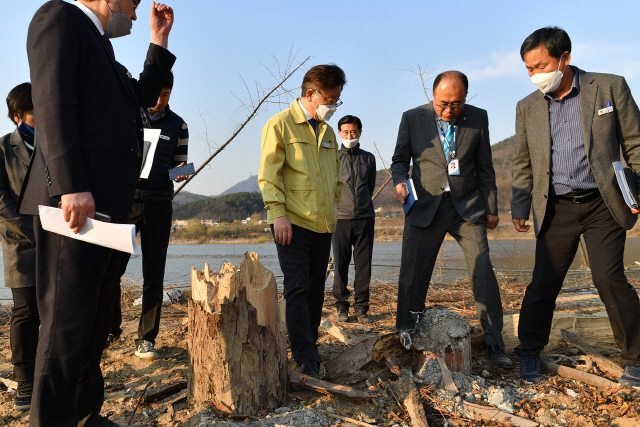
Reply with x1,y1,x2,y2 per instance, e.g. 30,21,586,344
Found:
1,83,39,412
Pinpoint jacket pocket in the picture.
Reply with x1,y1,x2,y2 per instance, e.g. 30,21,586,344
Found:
79,134,110,152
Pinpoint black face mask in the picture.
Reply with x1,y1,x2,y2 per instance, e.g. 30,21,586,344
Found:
18,121,35,139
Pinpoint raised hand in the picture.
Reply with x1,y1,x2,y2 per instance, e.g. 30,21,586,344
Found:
150,1,174,47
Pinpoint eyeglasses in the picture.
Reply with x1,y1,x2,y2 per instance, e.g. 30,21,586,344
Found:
435,102,465,110
316,90,343,108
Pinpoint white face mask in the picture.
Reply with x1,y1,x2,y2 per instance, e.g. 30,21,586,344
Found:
342,138,359,148
312,92,337,122
105,0,133,39
531,58,566,94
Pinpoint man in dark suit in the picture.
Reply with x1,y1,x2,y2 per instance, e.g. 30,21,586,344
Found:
511,26,640,386
391,71,513,368
20,1,176,425
1,83,39,412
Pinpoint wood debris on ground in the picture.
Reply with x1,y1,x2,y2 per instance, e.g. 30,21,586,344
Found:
0,270,639,426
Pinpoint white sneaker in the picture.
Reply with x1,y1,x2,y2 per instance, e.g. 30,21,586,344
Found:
135,340,160,360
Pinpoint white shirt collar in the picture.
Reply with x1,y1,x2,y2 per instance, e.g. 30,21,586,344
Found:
297,99,313,121
73,1,105,36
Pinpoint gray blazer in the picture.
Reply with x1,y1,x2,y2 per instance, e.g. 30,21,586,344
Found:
391,102,498,228
0,130,35,288
511,68,640,236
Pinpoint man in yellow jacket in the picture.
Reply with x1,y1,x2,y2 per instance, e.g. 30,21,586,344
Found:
259,64,346,379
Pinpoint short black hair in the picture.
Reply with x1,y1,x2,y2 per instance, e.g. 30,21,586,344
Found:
432,71,468,93
6,82,33,126
337,115,362,132
163,71,174,90
301,64,347,97
520,26,571,60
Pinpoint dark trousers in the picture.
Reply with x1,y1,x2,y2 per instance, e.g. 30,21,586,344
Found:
30,216,122,427
396,195,505,349
10,286,39,382
110,201,173,347
273,223,331,365
332,218,375,313
516,195,640,360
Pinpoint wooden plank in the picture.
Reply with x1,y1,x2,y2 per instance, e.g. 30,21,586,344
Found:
143,380,188,404
541,359,618,388
436,356,459,395
502,311,613,352
461,402,539,427
371,332,409,362
320,320,354,345
324,412,377,427
404,388,428,427
325,337,378,379
289,372,374,400
560,329,624,377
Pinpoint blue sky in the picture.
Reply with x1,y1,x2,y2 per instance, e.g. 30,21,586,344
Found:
2,0,639,197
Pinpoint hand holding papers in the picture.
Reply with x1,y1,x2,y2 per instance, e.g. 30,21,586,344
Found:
39,206,138,254
612,161,640,210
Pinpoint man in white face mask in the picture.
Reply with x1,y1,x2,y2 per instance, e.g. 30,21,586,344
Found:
259,64,346,379
512,26,640,387
332,115,376,324
22,0,176,425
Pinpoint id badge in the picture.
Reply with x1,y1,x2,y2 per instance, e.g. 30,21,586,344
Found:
448,159,460,175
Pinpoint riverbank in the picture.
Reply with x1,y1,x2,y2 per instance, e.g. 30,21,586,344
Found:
1,262,639,426
168,219,640,244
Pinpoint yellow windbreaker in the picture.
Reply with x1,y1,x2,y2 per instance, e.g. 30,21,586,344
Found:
258,99,343,233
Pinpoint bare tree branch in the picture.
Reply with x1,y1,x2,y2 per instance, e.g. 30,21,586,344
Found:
402,63,438,103
174,55,312,196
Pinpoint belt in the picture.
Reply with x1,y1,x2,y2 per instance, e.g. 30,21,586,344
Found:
554,189,600,204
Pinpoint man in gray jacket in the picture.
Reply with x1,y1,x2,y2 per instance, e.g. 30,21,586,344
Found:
333,115,376,324
511,26,640,386
391,71,513,368
1,83,39,411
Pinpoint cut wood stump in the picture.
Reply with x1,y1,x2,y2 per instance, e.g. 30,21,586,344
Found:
187,252,287,414
410,309,472,375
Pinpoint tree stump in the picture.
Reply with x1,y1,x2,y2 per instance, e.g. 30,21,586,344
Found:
409,309,472,375
187,252,287,414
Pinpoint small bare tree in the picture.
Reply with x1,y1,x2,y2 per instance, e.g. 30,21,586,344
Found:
174,51,311,196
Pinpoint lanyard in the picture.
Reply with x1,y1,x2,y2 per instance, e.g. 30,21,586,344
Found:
436,116,457,159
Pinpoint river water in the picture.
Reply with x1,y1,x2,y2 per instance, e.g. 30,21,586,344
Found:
2,238,640,301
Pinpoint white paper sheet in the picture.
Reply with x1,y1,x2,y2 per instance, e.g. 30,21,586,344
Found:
38,206,138,254
139,129,162,179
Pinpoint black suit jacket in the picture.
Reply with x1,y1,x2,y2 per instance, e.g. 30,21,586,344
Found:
19,0,176,219
390,102,498,228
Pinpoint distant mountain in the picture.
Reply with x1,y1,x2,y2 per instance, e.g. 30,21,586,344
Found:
490,135,517,212
212,175,260,197
173,192,265,221
172,190,210,206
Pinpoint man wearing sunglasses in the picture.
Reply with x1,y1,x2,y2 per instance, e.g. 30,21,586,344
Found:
20,0,175,425
390,71,513,369
259,64,346,379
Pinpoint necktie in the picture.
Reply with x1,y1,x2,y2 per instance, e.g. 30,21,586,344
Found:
102,34,115,60
443,122,453,160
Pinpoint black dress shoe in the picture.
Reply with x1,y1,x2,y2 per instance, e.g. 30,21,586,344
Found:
487,344,515,369
299,361,320,379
